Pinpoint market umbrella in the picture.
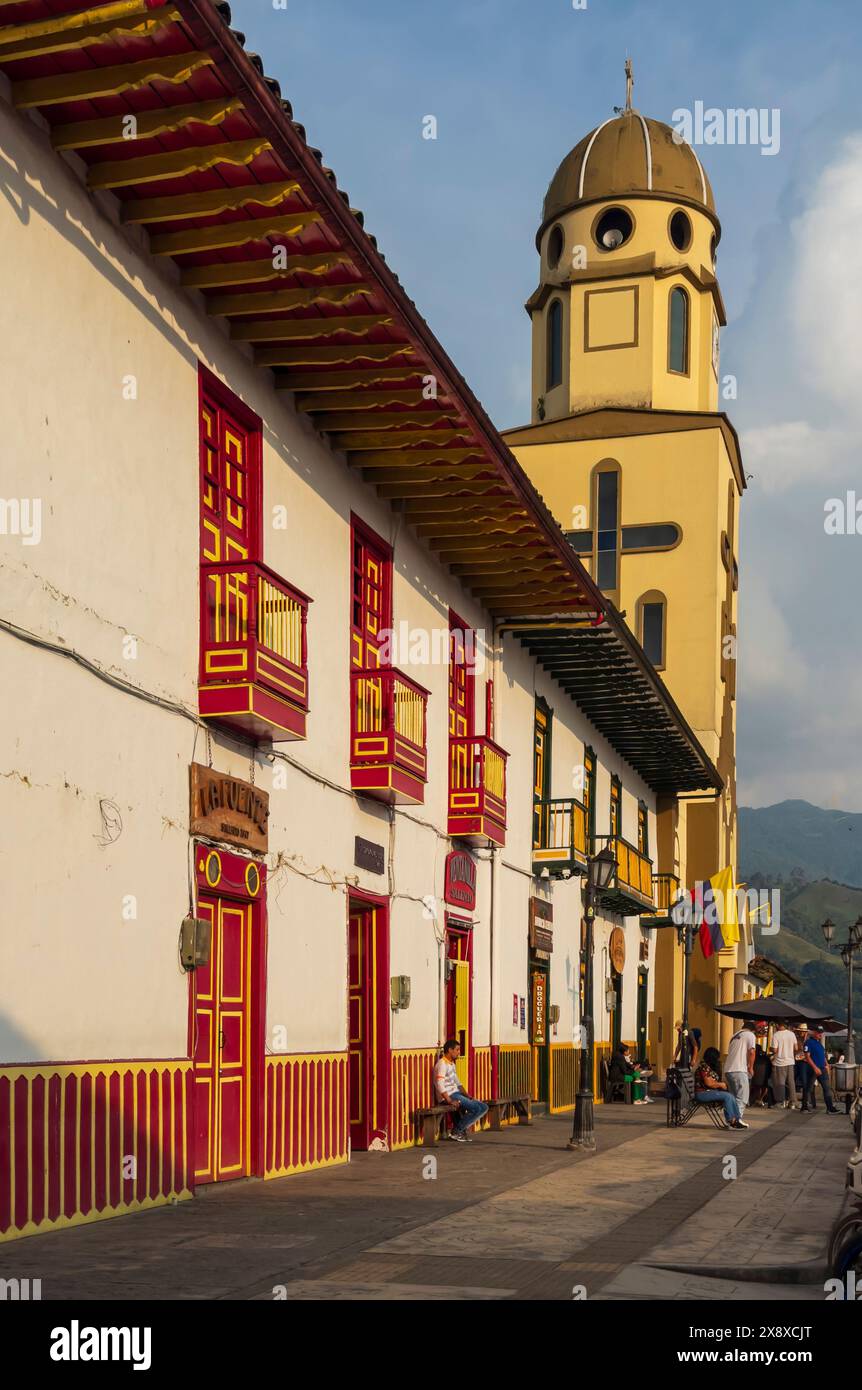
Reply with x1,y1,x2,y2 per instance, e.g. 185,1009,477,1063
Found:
713,998,810,1022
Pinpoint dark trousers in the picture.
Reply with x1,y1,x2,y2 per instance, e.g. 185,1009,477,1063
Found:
802,1069,836,1110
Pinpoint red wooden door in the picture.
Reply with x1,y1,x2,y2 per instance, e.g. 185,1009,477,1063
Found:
347,903,389,1150
351,521,391,670
193,895,252,1183
199,390,261,564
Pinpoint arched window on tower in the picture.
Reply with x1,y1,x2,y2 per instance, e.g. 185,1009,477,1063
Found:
637,591,667,670
546,299,563,391
668,286,689,375
593,461,621,592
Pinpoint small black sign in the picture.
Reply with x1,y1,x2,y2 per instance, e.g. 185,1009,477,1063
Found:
355,836,385,875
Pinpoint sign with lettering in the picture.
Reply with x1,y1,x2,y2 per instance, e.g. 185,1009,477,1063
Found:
190,764,269,853
444,850,476,910
355,837,385,875
529,897,554,954
531,971,546,1045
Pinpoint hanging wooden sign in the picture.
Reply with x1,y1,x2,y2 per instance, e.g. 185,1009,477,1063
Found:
610,926,626,974
190,764,269,853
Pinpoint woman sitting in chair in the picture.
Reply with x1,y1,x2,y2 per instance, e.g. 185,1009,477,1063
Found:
695,1047,748,1129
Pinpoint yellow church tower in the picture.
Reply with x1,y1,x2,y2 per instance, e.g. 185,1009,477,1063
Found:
503,67,749,1069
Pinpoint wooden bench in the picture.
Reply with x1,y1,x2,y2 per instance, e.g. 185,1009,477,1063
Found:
485,1095,532,1130
412,1094,532,1146
666,1066,730,1130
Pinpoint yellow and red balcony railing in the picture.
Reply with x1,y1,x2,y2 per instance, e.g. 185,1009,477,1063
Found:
641,872,682,923
199,560,311,741
532,797,588,876
596,834,655,914
448,734,508,846
350,665,430,805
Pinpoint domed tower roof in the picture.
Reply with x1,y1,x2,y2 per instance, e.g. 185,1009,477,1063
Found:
540,110,719,242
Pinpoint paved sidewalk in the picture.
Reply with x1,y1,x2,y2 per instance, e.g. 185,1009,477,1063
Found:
0,1102,850,1300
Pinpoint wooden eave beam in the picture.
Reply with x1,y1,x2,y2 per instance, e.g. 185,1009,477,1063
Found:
52,97,243,151
12,50,213,108
234,315,391,342
361,464,492,485
375,480,502,500
347,446,482,467
291,383,426,404
150,211,320,256
315,410,459,431
333,428,471,450
255,344,411,367
122,178,300,224
181,252,349,288
206,284,371,316
0,4,180,62
87,137,271,190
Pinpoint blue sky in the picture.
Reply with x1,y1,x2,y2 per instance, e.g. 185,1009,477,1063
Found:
232,0,862,811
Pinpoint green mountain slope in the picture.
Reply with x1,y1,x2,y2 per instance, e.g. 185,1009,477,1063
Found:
740,800,862,886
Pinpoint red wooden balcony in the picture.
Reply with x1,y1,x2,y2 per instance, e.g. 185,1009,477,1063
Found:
448,735,508,846
350,667,430,804
199,561,311,742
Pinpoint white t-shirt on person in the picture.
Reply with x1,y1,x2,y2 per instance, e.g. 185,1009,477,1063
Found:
433,1057,460,1100
725,1027,756,1074
772,1028,796,1066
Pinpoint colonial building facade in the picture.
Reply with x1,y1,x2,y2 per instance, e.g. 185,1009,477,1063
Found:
1,1,721,1242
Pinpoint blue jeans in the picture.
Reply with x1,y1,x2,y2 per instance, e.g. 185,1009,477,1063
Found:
803,1069,836,1110
725,1071,750,1117
452,1094,488,1133
696,1090,742,1123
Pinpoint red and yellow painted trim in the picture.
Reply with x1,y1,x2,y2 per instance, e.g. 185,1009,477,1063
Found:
389,1047,437,1150
264,1053,348,1177
550,1042,577,1112
0,1060,192,1244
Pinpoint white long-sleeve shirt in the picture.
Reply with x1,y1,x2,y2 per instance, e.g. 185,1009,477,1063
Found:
433,1057,460,1100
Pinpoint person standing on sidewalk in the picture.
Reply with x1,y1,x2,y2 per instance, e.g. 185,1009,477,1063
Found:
770,1022,799,1108
801,1025,840,1114
724,1019,756,1120
433,1039,489,1142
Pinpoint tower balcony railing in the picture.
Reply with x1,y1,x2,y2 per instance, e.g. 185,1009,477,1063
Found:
448,735,508,847
199,560,310,742
532,797,589,877
350,666,430,805
595,834,655,915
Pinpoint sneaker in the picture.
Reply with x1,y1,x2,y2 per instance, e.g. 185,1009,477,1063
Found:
734,1120,750,1129
826,1108,841,1115
447,1131,466,1143
633,1098,648,1105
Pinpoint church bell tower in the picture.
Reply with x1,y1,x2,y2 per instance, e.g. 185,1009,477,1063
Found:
502,65,746,1066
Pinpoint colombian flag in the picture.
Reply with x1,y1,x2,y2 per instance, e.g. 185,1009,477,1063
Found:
698,866,740,959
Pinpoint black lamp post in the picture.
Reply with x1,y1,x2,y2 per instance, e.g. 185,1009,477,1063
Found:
821,916,862,1065
568,843,617,1152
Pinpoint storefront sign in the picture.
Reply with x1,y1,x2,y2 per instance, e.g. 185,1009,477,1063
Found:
529,897,554,954
610,926,626,974
531,971,546,1045
190,764,269,853
444,850,476,910
355,836,385,875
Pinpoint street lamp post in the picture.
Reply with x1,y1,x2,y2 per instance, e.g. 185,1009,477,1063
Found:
821,916,862,1065
569,844,617,1152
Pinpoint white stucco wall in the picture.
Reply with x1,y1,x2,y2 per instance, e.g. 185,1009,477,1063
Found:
0,93,659,1073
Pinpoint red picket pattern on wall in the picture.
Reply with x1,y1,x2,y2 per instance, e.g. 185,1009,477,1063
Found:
264,1054,348,1177
389,1048,437,1150
0,1062,193,1244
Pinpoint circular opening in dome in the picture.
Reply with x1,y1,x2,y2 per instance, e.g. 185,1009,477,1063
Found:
593,207,633,252
669,209,692,252
547,224,564,269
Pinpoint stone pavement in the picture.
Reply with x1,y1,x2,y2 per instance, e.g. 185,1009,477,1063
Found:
0,1101,852,1301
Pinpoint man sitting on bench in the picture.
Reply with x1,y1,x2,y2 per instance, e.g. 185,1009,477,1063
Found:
433,1039,489,1143
695,1047,748,1129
